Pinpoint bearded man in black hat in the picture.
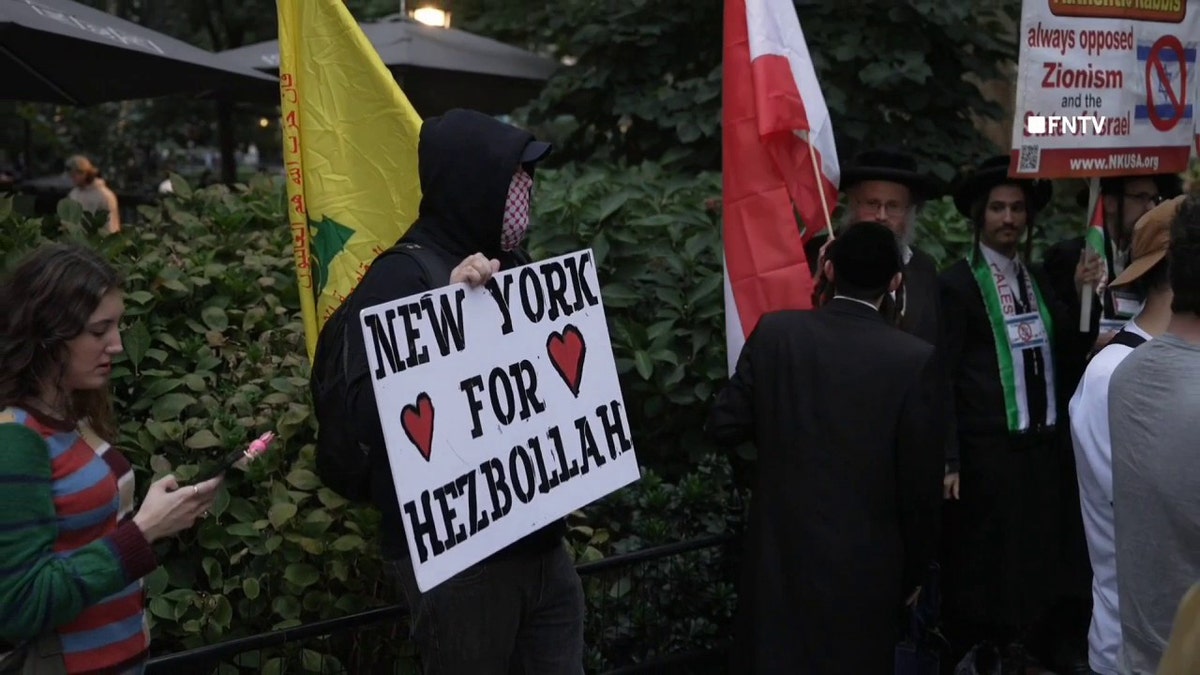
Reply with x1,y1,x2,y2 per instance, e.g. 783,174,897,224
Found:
1043,174,1184,342
807,148,945,346
937,155,1096,673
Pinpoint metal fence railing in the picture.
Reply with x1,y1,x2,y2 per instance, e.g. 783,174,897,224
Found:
143,533,738,675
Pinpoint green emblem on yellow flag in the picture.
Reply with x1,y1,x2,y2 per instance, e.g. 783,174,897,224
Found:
308,216,355,296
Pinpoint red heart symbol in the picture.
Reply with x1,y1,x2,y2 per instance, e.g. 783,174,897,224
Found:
546,324,587,397
401,393,435,462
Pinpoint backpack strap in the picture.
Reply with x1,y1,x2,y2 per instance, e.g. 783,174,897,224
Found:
1104,328,1148,352
384,241,455,287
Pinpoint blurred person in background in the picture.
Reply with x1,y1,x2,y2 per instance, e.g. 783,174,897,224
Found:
66,155,121,234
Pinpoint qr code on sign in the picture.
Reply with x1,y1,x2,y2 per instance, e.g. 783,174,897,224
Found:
1018,145,1041,173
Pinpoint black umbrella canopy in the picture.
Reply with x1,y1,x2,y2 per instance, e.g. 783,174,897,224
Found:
0,0,278,105
219,16,559,116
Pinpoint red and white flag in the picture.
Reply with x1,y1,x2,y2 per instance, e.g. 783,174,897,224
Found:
722,0,839,374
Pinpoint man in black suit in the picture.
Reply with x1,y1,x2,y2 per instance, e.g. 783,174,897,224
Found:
938,155,1096,673
709,221,944,674
807,148,945,346
1041,174,1183,391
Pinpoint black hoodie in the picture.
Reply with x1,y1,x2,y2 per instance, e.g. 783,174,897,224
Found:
343,109,562,561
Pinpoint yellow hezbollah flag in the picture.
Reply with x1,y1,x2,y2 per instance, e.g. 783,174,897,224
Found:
277,0,423,360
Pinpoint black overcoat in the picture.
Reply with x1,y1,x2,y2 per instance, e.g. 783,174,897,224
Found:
708,299,944,674
937,257,1092,630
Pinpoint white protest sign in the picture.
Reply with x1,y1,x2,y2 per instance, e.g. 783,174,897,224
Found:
360,249,641,591
1010,0,1199,178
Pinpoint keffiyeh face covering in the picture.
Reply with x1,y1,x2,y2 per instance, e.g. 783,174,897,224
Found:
501,169,533,251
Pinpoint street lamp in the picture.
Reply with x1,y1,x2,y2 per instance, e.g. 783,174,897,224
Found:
411,5,451,27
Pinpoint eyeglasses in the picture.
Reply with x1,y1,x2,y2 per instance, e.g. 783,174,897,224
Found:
853,199,910,218
1124,192,1163,205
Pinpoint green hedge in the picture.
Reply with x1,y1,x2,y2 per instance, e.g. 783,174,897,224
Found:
0,169,744,669
0,161,1096,668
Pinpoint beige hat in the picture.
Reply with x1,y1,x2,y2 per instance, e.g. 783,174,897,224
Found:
1109,194,1184,288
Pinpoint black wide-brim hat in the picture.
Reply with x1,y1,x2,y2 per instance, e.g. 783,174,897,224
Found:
839,148,945,203
1073,173,1185,208
953,155,1053,218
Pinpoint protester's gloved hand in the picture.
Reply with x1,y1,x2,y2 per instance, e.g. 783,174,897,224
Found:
451,252,501,287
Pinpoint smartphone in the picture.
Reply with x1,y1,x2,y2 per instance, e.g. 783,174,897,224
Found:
190,431,276,484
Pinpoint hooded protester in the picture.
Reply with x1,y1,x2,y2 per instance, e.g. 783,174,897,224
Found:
340,109,583,675
938,155,1095,673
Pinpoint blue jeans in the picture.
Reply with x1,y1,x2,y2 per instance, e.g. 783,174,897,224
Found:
387,543,585,675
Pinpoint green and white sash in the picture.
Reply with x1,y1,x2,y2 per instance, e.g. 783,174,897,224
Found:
969,251,1057,432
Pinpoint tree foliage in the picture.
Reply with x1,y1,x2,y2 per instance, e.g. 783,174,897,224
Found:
453,0,1020,179
3,0,1023,188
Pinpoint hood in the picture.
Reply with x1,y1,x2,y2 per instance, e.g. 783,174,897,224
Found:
410,109,539,259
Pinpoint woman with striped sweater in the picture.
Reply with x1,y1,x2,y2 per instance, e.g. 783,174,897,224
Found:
0,243,223,674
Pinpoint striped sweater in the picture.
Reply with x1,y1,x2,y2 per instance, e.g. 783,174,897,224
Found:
0,407,157,674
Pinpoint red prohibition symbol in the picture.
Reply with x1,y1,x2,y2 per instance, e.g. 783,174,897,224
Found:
1018,322,1034,342
1145,34,1188,133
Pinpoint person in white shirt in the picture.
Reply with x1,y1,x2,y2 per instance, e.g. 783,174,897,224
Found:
65,155,120,234
1068,195,1182,675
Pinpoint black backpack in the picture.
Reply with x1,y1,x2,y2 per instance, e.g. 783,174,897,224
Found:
310,242,453,502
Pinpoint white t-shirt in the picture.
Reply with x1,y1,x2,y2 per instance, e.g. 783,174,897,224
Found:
68,178,120,233
1068,318,1153,675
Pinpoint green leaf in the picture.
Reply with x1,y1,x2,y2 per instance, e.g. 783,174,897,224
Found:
211,594,233,628
152,393,196,419
317,488,348,509
142,378,183,400
262,656,285,675
127,290,155,305
226,523,258,537
144,567,169,596
242,577,261,600
168,172,193,199
283,563,320,588
148,597,174,620
268,502,297,529
182,373,207,392
184,429,222,449
196,519,228,550
56,198,84,225
285,469,321,491
633,351,654,379
124,321,151,369
202,557,224,587
331,534,365,552
201,306,229,332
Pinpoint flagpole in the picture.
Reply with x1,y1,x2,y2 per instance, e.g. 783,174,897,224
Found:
1080,175,1100,332
807,139,835,240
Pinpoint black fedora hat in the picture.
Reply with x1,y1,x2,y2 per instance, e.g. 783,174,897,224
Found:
840,148,945,202
1073,173,1185,208
953,155,1053,217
